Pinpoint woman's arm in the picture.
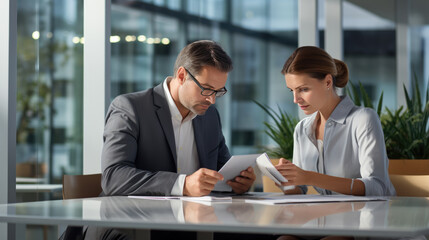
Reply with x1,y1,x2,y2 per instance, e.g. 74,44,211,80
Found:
355,109,394,196
276,159,365,195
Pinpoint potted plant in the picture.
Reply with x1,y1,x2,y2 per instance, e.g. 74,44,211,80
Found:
254,101,300,192
382,79,429,174
254,100,299,160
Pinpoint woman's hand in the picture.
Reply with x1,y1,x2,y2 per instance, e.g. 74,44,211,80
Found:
275,158,310,186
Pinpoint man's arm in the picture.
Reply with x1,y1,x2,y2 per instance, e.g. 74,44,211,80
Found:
101,95,179,196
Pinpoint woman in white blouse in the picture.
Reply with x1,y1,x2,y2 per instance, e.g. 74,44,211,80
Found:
275,46,396,197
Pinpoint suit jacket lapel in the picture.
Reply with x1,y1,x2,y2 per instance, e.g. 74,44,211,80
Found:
192,116,211,169
153,84,177,166
192,116,208,168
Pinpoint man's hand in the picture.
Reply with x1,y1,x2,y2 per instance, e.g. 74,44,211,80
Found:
183,168,223,196
227,167,256,194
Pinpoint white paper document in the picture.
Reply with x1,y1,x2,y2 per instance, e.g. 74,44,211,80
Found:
244,194,388,205
256,153,295,191
213,154,260,192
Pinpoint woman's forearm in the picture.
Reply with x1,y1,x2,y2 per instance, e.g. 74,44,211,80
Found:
305,171,365,196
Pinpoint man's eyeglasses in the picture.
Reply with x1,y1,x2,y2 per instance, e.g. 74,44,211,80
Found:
184,68,227,98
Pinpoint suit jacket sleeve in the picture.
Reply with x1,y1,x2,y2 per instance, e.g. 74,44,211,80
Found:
101,94,179,196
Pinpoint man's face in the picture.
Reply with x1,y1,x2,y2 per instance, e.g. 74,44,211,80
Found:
178,66,228,116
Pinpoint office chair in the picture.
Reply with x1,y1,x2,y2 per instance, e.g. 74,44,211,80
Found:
62,173,102,200
60,174,102,240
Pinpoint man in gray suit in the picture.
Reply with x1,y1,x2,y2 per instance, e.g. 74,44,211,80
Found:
61,41,264,240
101,40,256,197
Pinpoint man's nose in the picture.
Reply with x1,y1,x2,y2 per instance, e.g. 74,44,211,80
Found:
206,94,216,104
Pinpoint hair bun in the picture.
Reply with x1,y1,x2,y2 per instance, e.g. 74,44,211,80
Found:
333,59,349,88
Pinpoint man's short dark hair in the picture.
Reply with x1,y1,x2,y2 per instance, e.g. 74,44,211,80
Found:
173,40,233,77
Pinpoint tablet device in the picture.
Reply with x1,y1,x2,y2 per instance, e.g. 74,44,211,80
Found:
256,152,295,191
213,154,260,192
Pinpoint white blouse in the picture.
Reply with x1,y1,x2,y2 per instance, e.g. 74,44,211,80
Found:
293,96,396,196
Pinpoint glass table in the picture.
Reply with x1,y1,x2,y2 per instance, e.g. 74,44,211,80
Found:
1,194,429,239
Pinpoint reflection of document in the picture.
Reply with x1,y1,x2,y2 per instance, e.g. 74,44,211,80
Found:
256,153,295,191
181,196,232,205
128,196,181,200
128,195,232,203
244,194,388,205
213,154,260,192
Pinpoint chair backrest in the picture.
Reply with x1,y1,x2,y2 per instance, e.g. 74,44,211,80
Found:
62,174,102,199
389,174,429,197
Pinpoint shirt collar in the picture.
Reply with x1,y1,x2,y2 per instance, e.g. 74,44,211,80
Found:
304,95,355,133
328,95,355,125
163,77,197,122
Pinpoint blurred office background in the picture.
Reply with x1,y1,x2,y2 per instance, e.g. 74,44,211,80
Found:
12,0,429,200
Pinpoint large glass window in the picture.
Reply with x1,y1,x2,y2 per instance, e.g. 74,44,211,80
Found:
187,0,227,21
12,0,428,200
110,0,299,158
16,0,83,202
343,1,396,109
409,0,429,94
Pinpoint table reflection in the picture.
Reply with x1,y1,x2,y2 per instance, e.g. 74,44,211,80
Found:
183,201,218,223
91,196,429,232
100,197,179,223
273,202,365,226
99,197,258,225
2,195,429,239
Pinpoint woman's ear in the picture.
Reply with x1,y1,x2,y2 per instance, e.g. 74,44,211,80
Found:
325,74,333,89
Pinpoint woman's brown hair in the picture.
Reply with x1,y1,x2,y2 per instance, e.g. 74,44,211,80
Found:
281,46,349,88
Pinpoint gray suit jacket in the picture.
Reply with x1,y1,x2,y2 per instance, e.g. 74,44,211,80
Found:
101,83,231,196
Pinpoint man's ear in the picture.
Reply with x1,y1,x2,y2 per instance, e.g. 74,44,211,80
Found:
176,67,186,85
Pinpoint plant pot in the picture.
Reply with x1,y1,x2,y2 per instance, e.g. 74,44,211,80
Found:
388,159,429,175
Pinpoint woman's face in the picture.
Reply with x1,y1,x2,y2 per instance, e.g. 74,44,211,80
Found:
285,73,331,115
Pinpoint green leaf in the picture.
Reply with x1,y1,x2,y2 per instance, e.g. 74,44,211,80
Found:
377,92,384,116
347,80,361,106
413,72,422,113
359,82,373,109
254,100,299,160
403,84,413,114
